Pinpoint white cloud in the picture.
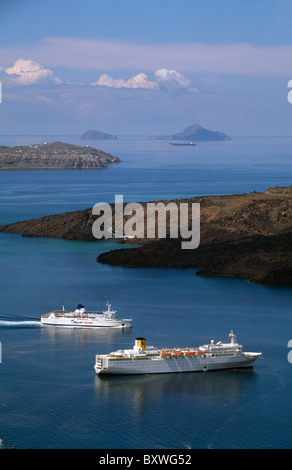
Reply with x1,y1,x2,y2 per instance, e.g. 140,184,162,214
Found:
91,68,196,92
154,68,190,89
5,59,62,85
154,68,198,92
91,72,158,89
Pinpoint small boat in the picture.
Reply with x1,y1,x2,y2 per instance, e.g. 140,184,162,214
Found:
41,301,132,328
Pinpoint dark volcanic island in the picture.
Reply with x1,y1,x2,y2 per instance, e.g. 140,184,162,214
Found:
0,141,120,169
81,129,118,140
0,186,291,287
151,124,231,141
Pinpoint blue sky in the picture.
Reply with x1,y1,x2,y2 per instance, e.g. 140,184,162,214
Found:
1,0,292,135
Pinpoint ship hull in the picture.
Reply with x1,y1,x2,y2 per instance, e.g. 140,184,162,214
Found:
41,318,132,328
95,353,260,375
169,142,196,146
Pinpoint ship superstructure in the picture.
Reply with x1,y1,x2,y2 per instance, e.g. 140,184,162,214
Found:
94,332,261,375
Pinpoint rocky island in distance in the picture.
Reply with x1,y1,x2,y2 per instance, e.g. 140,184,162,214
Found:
81,129,118,140
0,141,120,169
151,123,231,141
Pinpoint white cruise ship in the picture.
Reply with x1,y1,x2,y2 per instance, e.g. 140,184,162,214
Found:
94,331,261,375
41,302,132,328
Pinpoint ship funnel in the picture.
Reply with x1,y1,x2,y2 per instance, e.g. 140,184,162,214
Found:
135,337,146,351
229,330,236,344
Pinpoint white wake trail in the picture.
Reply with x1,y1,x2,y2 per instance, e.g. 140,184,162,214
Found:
0,320,42,327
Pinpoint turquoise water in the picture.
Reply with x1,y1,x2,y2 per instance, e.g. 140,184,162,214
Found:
0,136,291,449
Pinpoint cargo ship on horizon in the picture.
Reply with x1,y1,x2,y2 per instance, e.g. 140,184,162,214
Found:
169,141,196,146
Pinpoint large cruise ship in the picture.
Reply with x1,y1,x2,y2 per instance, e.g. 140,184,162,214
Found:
41,302,132,328
94,331,261,375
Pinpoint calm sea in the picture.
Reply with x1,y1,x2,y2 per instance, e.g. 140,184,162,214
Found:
0,135,291,449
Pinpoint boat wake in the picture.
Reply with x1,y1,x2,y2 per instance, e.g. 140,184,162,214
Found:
0,316,42,328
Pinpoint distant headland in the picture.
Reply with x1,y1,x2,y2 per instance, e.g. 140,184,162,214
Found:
0,141,120,169
0,186,291,287
151,124,231,141
81,129,118,140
